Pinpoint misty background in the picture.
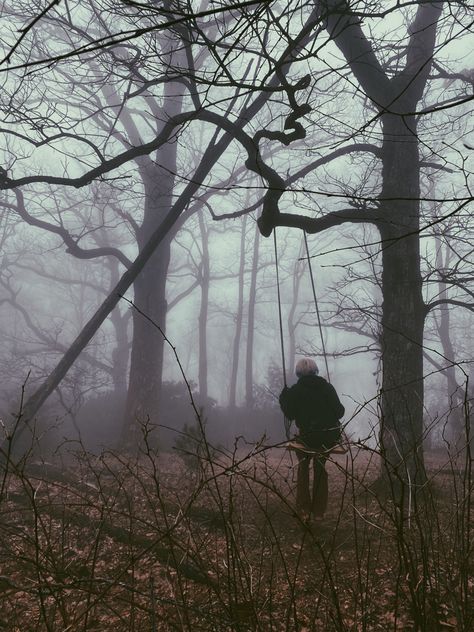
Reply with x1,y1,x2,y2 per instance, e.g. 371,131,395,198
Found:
0,0,472,458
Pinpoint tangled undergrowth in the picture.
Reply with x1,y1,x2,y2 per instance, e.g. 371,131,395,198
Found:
0,435,472,631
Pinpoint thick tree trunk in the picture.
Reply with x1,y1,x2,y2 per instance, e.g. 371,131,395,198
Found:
379,114,426,485
123,234,171,436
121,27,184,441
121,157,175,441
320,1,443,487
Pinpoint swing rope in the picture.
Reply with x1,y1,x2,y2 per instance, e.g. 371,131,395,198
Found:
273,228,348,452
302,230,331,381
273,229,291,439
303,231,349,453
273,229,287,386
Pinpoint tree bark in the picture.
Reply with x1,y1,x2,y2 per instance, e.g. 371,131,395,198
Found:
120,152,177,440
8,134,231,453
330,0,443,487
378,113,426,484
121,26,184,441
122,231,172,435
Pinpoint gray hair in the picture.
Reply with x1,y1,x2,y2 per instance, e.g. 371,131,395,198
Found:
295,358,319,377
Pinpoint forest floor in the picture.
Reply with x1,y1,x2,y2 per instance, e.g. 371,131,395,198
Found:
0,441,472,631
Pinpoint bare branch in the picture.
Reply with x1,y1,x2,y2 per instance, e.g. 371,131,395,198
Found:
4,190,132,268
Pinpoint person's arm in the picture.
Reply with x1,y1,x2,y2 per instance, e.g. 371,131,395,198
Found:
279,385,298,419
327,383,345,419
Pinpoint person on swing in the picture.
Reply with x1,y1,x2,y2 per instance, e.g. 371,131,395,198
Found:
279,358,345,522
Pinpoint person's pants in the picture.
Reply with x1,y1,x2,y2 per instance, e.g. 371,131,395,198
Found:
296,453,328,517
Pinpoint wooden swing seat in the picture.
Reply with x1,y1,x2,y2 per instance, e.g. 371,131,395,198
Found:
284,438,348,456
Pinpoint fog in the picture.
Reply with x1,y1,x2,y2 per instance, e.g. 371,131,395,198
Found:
0,205,383,452
0,1,472,461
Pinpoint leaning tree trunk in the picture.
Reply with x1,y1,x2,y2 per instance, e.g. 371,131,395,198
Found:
10,131,241,457
379,114,426,486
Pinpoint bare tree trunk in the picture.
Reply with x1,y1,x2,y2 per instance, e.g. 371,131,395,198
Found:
121,156,176,441
434,238,463,445
14,223,172,441
197,212,210,404
123,233,172,434
379,114,426,485
121,26,184,440
323,1,443,487
245,224,260,408
287,243,305,382
110,306,130,393
229,215,247,408
108,257,130,393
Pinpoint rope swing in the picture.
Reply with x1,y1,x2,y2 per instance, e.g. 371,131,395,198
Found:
273,229,287,388
273,228,348,454
273,229,291,439
273,228,329,387
302,230,330,382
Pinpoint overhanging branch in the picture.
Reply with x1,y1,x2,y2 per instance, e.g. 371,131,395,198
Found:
258,207,381,236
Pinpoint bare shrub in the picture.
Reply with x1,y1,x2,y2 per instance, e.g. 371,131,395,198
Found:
0,398,472,631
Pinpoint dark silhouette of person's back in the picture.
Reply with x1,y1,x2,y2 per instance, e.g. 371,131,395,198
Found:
279,357,345,521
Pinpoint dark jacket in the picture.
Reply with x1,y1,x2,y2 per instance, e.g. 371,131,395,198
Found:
279,375,345,448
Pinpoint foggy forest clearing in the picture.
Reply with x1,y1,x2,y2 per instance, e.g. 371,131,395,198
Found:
0,0,473,630
0,436,472,631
